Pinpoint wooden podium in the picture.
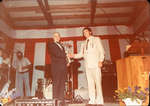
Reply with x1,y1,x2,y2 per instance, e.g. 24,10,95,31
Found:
116,56,150,105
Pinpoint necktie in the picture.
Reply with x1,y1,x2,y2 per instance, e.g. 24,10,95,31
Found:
57,42,63,50
86,39,89,50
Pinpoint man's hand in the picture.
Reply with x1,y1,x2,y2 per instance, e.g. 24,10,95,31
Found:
22,66,26,70
67,53,75,58
67,63,70,67
98,61,103,68
22,64,33,70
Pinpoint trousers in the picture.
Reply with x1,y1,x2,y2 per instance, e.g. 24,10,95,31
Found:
85,67,104,104
16,72,30,97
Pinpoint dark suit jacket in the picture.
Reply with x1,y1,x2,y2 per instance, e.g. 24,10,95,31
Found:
47,42,67,81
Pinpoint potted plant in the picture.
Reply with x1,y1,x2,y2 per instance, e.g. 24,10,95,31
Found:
115,86,149,105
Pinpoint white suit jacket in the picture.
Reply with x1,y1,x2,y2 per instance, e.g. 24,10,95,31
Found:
74,36,105,68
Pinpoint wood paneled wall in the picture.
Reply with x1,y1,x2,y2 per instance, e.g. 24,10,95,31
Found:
12,34,134,63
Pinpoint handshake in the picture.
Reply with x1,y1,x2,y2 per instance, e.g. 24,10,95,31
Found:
66,53,75,67
67,53,75,58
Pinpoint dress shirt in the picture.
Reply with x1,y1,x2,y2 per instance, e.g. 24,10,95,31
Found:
55,42,63,50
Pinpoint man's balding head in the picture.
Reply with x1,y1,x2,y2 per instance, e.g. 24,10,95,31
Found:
53,32,61,42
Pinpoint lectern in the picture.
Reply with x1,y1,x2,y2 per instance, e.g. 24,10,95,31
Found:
116,56,150,106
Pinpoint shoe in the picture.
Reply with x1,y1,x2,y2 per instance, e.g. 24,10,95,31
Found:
95,98,104,105
88,100,95,104
96,101,104,105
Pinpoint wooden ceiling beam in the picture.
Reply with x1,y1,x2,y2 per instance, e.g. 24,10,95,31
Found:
7,6,90,13
49,1,146,9
12,12,132,21
96,12,132,18
14,22,129,30
12,16,45,21
53,22,129,26
129,3,147,25
89,0,97,25
7,1,146,12
50,4,90,10
6,4,89,12
0,14,13,28
7,6,41,12
0,30,12,41
6,1,146,13
0,3,14,28
5,3,89,10
134,18,150,35
48,9,90,13
43,0,53,25
96,1,147,8
37,0,52,25
52,13,131,20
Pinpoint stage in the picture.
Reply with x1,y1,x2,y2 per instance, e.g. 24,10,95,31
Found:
3,98,119,106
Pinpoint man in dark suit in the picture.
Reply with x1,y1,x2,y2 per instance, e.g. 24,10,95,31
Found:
47,32,68,100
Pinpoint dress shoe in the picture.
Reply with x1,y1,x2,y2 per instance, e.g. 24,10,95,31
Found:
88,100,95,104
95,99,104,105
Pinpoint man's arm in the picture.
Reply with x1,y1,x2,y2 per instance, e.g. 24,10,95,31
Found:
68,43,84,59
22,64,33,70
21,58,32,73
96,38,105,68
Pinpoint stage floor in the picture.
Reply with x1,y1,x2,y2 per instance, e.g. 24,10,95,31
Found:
4,99,119,106
67,103,119,106
5,102,119,106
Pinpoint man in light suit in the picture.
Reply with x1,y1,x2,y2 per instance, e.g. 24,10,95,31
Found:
68,27,105,105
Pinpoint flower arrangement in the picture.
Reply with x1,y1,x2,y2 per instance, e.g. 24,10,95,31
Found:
0,97,11,105
115,86,149,102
